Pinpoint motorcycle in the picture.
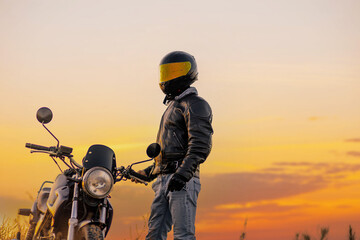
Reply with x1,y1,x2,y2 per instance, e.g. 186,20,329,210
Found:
18,107,159,240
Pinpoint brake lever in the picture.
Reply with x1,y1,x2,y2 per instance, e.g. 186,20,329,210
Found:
128,175,148,186
30,150,55,154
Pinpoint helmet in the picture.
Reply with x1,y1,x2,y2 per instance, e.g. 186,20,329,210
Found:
159,51,198,97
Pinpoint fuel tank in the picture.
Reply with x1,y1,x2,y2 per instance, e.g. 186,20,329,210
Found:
47,174,70,217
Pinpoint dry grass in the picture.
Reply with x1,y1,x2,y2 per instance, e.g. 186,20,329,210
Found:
0,216,28,240
294,226,357,240
349,225,356,240
0,214,148,240
239,218,247,240
0,215,358,240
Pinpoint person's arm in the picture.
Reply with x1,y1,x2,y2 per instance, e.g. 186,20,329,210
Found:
176,99,213,181
143,164,154,177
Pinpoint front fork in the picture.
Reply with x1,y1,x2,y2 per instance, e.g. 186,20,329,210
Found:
67,175,79,240
67,173,108,240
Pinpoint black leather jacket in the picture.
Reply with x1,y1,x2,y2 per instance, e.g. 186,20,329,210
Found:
144,87,213,181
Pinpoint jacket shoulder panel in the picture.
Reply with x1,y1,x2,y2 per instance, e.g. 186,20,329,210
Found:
180,95,212,118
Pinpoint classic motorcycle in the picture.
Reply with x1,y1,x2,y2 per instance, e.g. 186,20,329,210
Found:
18,107,158,240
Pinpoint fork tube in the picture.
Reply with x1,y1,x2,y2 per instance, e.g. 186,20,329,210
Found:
67,175,79,240
99,198,107,224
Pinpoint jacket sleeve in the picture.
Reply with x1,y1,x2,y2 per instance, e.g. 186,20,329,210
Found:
143,163,157,181
175,99,213,181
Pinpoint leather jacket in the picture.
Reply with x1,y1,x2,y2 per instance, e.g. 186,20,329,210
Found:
144,87,213,181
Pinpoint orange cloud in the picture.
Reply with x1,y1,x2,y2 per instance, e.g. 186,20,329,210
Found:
347,151,360,157
199,172,328,209
345,138,360,142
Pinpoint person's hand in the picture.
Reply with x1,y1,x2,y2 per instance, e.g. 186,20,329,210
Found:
131,170,146,183
167,173,187,192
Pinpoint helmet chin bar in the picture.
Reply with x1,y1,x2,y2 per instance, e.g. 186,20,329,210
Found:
160,75,194,94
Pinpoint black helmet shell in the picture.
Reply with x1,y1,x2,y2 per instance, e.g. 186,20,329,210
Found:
159,51,198,96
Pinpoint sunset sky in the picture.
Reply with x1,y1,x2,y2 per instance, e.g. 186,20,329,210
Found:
1,0,360,239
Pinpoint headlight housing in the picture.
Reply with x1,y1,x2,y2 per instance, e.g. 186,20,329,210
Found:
82,167,114,199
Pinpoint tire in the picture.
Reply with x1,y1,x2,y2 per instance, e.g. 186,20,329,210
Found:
25,223,36,240
79,224,104,240
54,231,66,240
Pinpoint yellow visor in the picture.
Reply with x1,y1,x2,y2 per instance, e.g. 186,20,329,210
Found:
159,61,191,83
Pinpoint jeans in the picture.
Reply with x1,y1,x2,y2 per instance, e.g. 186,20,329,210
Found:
145,174,201,240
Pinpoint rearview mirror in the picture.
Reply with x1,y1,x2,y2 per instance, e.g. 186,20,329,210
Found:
36,107,53,124
146,143,161,158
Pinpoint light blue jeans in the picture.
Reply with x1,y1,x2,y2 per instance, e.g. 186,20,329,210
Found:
145,174,201,240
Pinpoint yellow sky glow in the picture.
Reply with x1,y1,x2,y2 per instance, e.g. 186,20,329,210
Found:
1,0,360,239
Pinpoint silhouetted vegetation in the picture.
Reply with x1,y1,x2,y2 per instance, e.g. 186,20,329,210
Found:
239,218,247,240
294,227,329,240
0,216,27,240
294,226,357,240
349,225,356,240
0,215,358,240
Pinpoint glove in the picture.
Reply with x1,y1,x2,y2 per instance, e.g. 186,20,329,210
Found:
131,170,146,184
167,173,188,192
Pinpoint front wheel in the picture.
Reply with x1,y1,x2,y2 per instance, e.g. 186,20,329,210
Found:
25,223,36,240
79,224,104,240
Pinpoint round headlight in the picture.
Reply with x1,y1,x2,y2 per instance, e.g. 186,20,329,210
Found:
82,167,114,199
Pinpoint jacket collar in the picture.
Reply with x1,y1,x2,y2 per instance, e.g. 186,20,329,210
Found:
175,87,198,101
163,87,198,105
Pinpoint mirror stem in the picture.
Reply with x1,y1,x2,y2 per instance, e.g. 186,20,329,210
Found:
129,158,153,169
42,122,60,148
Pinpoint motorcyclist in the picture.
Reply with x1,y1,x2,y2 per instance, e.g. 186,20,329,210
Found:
137,51,213,239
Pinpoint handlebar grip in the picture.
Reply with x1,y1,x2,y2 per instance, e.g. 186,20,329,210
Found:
25,143,51,151
128,168,150,182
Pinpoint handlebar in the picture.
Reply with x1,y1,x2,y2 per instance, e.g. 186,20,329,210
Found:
69,156,83,169
26,142,152,184
25,143,73,155
25,143,52,151
26,143,81,168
